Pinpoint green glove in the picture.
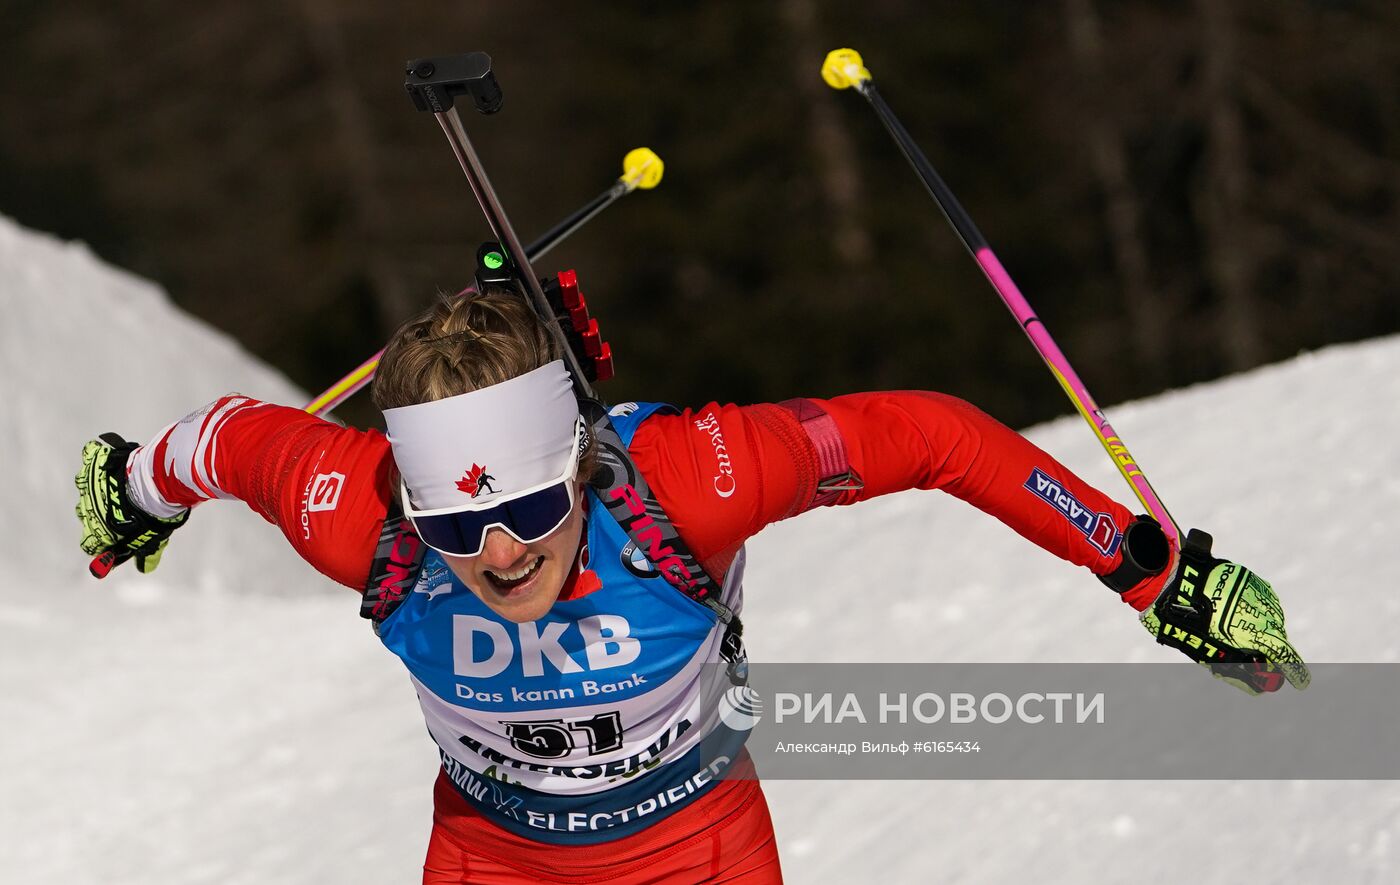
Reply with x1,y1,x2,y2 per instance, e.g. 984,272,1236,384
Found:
75,433,189,576
1141,528,1310,695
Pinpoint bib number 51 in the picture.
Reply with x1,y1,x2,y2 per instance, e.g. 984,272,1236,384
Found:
501,711,624,759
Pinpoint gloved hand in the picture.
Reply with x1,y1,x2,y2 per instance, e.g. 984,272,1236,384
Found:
75,433,189,577
1105,519,1309,695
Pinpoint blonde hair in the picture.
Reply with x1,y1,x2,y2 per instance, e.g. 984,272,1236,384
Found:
373,285,599,480
372,285,558,410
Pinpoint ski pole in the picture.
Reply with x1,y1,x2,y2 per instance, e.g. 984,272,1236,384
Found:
821,48,1181,544
303,145,662,416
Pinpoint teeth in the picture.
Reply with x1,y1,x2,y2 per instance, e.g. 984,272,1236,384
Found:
487,557,542,583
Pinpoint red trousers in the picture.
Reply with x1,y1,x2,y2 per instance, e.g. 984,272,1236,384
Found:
422,758,782,884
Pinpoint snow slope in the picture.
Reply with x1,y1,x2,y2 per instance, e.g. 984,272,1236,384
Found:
3,213,1397,883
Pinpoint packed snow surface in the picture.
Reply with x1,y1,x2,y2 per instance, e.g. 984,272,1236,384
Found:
4,214,1396,883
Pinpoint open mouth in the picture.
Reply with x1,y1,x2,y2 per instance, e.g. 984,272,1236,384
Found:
483,555,545,594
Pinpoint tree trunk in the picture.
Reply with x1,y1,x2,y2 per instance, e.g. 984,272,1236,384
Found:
778,0,872,270
1064,0,1168,384
1196,0,1265,370
297,0,413,332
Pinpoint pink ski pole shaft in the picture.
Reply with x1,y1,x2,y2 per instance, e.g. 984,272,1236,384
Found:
822,49,1181,543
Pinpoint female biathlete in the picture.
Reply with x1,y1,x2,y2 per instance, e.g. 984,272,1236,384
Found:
74,286,1307,883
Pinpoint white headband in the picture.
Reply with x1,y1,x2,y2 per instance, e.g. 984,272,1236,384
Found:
383,360,579,511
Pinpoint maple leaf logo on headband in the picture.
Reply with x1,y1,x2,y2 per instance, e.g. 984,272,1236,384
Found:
456,464,497,498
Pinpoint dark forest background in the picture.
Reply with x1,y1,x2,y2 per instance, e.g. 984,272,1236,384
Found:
2,0,1397,431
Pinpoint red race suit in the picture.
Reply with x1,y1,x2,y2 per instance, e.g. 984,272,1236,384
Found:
126,391,1165,884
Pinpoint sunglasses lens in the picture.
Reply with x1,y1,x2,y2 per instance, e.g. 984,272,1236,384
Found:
409,482,574,556
498,482,575,540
